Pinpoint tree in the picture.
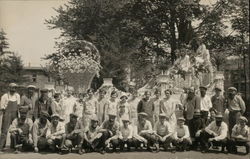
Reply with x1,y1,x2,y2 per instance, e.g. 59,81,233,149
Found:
0,29,27,96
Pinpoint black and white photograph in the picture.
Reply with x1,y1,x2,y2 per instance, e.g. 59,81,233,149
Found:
0,0,249,159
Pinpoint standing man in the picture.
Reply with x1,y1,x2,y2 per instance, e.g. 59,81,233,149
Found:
97,89,109,123
151,89,162,126
200,112,228,153
128,90,140,126
34,89,52,120
61,89,77,123
211,86,225,114
8,108,33,153
0,83,20,152
226,87,246,135
32,111,51,153
83,88,98,129
199,86,212,125
183,87,201,129
137,91,153,125
19,85,38,121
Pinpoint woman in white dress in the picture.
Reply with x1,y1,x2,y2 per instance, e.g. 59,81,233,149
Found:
160,89,177,130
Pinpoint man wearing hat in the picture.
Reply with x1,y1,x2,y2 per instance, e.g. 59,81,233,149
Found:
226,87,246,135
46,113,65,152
32,111,51,153
51,93,63,117
183,87,201,130
0,83,20,152
135,112,157,152
98,111,120,154
200,112,228,153
83,115,102,153
211,86,226,114
199,86,212,125
8,108,33,153
34,88,53,120
172,117,192,152
118,116,134,152
20,85,38,120
137,91,153,123
61,113,84,154
153,113,174,152
228,116,249,155
189,109,206,150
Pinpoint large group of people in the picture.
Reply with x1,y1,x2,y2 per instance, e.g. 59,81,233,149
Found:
0,83,248,155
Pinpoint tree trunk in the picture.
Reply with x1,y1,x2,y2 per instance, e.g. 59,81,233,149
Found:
169,9,177,64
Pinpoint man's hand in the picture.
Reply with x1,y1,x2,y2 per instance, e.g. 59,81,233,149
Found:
17,128,23,134
105,139,111,145
208,138,215,142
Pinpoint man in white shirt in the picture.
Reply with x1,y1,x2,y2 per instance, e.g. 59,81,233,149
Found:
172,117,192,152
118,116,134,152
46,114,65,152
228,116,249,155
200,112,228,153
0,83,20,151
61,90,77,123
154,113,174,151
199,86,212,125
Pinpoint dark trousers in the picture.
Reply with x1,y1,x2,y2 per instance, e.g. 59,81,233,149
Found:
228,111,240,135
227,139,250,154
62,132,84,149
10,133,32,151
200,131,227,151
140,132,158,148
0,111,17,149
118,138,136,150
172,138,191,150
201,111,209,125
156,136,174,149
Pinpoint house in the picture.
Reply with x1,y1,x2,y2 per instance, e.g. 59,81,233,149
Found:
23,66,58,90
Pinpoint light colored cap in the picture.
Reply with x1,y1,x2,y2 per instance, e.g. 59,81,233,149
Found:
9,83,17,87
228,87,237,92
121,115,130,122
159,113,167,118
239,116,248,123
90,115,99,121
138,112,148,117
27,85,36,89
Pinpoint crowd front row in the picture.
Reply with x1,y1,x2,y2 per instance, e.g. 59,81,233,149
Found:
1,108,249,155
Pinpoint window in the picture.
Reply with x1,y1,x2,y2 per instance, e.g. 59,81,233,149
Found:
32,74,37,82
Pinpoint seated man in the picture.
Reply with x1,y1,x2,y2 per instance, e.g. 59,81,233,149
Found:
228,116,249,155
189,110,205,149
200,112,228,153
135,112,158,152
154,113,174,152
83,115,103,153
9,108,33,153
61,113,84,155
32,111,51,153
173,117,192,152
118,116,135,152
46,114,65,152
98,111,120,154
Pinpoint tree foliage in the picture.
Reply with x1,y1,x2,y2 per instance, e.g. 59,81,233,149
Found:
0,29,27,95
